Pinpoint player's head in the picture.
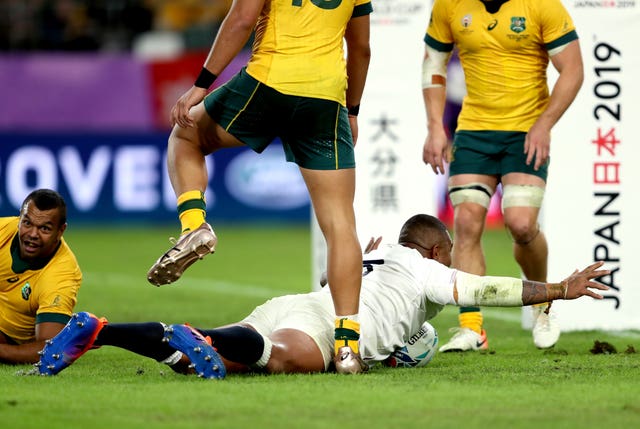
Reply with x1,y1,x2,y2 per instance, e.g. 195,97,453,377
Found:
18,189,68,261
398,214,453,267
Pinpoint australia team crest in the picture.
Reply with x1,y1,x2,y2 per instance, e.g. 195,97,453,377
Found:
510,17,526,33
21,282,31,300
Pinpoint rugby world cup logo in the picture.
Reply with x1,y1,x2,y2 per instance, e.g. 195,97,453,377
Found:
510,16,526,33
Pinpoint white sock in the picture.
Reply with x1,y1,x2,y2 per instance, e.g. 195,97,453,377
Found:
337,314,359,323
254,334,273,368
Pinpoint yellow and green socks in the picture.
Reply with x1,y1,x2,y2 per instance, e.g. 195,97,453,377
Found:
459,307,483,334
177,190,206,235
334,317,360,355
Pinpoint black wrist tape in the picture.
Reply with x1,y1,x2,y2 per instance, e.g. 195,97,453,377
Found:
194,67,217,89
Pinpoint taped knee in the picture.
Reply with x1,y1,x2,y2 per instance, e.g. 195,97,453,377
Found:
501,184,544,210
448,183,493,209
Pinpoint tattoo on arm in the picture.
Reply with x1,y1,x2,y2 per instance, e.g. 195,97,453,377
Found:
521,280,565,305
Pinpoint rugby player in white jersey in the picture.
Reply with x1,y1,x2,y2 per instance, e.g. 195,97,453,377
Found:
37,214,607,378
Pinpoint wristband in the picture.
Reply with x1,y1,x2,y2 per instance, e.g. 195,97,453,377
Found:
194,67,217,89
347,104,360,117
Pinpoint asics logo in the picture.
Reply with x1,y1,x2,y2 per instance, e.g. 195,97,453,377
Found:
488,20,498,31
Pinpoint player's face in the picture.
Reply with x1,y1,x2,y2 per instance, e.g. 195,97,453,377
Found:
18,201,66,261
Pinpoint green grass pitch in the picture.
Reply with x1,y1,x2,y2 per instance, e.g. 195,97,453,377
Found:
2,224,639,429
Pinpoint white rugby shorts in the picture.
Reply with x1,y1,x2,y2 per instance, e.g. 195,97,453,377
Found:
241,291,335,370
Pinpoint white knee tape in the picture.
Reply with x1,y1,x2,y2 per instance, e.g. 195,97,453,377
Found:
501,184,545,209
455,271,523,307
448,182,493,209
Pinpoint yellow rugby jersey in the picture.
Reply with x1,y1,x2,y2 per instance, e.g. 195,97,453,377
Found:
246,0,373,105
425,0,578,131
0,217,81,344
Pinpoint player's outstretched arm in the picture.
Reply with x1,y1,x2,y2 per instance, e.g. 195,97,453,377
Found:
453,261,610,307
521,261,610,304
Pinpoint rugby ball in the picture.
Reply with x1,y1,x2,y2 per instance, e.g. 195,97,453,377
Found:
384,322,438,368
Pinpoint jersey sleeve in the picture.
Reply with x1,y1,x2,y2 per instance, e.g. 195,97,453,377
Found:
353,0,373,17
424,0,454,52
539,0,578,50
0,217,17,233
420,259,457,306
34,246,82,322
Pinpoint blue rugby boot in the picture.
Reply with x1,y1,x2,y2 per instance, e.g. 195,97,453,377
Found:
163,324,226,379
36,312,107,375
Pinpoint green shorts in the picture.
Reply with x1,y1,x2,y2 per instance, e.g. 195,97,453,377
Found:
449,130,549,181
203,68,355,170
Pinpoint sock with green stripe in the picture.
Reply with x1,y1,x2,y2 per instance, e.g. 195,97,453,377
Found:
334,317,360,355
177,190,206,234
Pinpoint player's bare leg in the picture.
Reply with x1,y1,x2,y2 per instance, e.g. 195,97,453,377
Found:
191,325,326,374
300,167,366,374
266,329,326,373
504,204,557,348
148,103,242,286
439,173,498,352
439,200,490,352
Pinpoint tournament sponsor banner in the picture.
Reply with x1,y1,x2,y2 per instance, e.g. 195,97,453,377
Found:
147,50,250,130
0,50,251,132
0,134,310,224
0,54,153,131
536,1,640,330
311,0,438,289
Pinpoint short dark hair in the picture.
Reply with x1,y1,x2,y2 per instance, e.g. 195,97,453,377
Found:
21,189,67,226
398,214,448,246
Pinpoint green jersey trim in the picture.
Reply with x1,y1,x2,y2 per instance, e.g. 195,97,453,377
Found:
352,2,373,18
546,30,578,51
424,34,454,53
36,313,72,325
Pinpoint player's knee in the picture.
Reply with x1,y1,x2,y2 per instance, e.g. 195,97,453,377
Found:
502,185,544,245
504,217,541,245
507,223,536,244
450,184,491,231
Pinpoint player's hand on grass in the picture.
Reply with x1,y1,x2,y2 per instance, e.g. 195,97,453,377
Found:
171,87,208,128
562,261,610,300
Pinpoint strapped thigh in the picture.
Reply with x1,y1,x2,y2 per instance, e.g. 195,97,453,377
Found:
448,182,494,209
501,184,545,209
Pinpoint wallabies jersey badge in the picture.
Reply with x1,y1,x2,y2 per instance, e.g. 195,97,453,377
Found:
510,17,526,33
21,282,32,300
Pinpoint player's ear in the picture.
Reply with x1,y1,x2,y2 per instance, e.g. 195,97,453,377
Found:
428,244,439,260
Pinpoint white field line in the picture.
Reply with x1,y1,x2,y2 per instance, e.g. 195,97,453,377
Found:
83,271,294,299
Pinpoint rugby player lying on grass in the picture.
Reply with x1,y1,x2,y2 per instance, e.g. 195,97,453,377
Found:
34,214,608,379
1,189,82,365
